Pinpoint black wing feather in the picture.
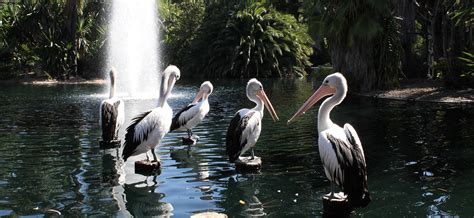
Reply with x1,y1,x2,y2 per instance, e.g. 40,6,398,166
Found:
122,110,152,161
170,103,196,132
327,133,370,208
101,102,118,142
226,111,255,162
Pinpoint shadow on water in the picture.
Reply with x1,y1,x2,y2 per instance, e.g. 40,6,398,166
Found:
0,80,473,216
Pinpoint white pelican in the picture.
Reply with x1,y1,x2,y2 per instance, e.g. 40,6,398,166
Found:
226,79,279,162
288,72,370,208
170,81,213,139
122,65,181,162
100,67,124,143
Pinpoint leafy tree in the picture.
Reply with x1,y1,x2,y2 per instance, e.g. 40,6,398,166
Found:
185,1,313,78
0,0,107,80
307,0,403,91
160,0,205,68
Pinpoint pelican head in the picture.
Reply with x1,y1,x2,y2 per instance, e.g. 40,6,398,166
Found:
287,72,347,124
109,67,117,85
108,66,118,98
193,81,214,103
247,79,279,121
159,65,181,107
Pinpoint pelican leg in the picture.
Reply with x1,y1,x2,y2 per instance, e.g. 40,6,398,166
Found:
152,148,158,162
251,149,255,160
146,152,150,161
330,182,335,199
187,129,192,138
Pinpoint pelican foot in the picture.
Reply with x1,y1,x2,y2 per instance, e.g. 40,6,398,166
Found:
324,192,346,200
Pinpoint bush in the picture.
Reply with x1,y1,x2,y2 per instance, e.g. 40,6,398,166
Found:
0,1,107,80
160,0,205,68
184,1,313,78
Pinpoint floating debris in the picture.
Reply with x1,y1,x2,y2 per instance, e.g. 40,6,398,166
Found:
434,195,449,204
437,188,449,193
423,171,434,177
239,200,246,205
46,209,61,215
405,161,417,166
422,192,434,197
414,202,424,207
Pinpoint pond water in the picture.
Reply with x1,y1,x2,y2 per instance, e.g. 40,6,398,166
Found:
0,79,473,217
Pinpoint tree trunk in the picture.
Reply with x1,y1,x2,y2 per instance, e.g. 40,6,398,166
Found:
64,0,78,78
330,39,376,92
397,0,416,77
427,24,434,79
427,0,440,79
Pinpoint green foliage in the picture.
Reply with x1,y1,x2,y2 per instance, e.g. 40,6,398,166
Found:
374,16,403,88
458,51,474,78
449,0,473,26
160,0,205,68
185,1,313,78
0,0,106,80
304,0,402,90
310,0,390,46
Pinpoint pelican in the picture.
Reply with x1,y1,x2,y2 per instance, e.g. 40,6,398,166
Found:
122,65,181,162
226,79,279,162
100,67,124,143
170,81,213,140
288,72,370,208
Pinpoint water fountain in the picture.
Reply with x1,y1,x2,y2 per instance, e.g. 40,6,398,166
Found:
107,0,161,97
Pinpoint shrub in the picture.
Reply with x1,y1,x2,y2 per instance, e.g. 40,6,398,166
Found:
185,1,313,78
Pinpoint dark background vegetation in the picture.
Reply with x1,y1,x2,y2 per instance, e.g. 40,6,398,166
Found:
0,0,472,91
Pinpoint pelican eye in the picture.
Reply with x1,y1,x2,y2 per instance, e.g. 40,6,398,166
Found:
324,80,329,84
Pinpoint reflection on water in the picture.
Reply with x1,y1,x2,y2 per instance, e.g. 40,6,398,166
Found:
123,175,174,217
0,81,473,216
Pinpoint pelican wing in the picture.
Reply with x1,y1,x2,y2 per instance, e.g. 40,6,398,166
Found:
100,100,119,141
116,99,124,134
226,109,258,162
170,103,197,131
326,124,370,208
122,110,152,161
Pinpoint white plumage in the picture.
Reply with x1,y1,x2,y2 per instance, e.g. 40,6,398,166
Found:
170,81,213,139
100,68,124,142
226,79,278,162
122,65,180,162
288,72,370,208
237,109,262,156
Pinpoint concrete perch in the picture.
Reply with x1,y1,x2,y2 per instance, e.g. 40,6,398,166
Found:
322,192,353,217
182,135,199,145
235,156,262,172
135,160,161,175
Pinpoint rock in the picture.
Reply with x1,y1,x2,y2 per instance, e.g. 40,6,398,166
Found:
182,136,198,145
135,160,161,175
235,156,262,172
322,192,353,217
